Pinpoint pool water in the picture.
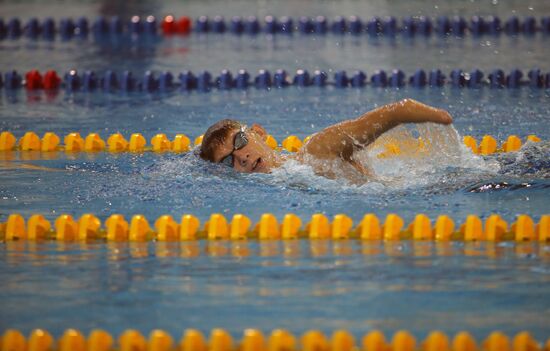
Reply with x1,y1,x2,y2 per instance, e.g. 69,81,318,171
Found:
1,87,549,223
1,241,549,339
1,0,550,343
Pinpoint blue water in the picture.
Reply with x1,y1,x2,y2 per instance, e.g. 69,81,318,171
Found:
1,241,549,340
1,87,549,223
1,0,550,342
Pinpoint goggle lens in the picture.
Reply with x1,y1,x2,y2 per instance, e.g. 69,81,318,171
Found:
220,127,248,168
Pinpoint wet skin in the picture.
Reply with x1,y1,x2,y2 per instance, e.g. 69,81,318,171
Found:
212,124,283,173
210,99,453,174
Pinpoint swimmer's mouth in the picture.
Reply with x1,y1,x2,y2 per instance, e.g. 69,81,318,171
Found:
252,157,262,172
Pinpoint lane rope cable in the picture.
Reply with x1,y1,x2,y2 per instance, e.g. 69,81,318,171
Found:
1,15,550,39
2,68,550,92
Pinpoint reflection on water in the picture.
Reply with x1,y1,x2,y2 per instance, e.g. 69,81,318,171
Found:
4,240,549,262
1,241,549,338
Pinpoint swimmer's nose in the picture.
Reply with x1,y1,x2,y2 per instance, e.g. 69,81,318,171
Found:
236,153,249,168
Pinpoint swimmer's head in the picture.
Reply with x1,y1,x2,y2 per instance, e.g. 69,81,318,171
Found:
199,119,281,173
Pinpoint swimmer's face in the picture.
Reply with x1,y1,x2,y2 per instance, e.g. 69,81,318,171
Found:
212,124,280,173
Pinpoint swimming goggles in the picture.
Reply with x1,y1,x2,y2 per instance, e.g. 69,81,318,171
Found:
220,126,248,167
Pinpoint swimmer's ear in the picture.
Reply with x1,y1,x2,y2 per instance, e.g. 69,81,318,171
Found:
250,123,266,137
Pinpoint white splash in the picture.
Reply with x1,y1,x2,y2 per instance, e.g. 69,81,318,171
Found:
271,124,498,192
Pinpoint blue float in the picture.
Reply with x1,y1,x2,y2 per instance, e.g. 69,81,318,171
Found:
42,18,56,39
279,16,293,33
389,69,405,87
522,17,536,34
92,17,108,36
179,71,197,90
245,16,260,34
504,16,520,35
4,71,22,89
273,69,289,88
60,18,75,38
75,17,89,37
159,72,174,92
110,16,123,35
102,71,118,91
0,19,6,38
451,16,467,36
312,70,327,86
486,16,501,34
542,17,550,34
428,69,445,87
25,18,41,38
331,16,346,34
506,69,523,88
197,71,212,91
196,16,210,33
401,17,416,36
145,16,157,35
436,16,451,35
470,16,486,35
366,17,381,36
350,71,366,87
314,16,327,34
264,16,277,34
255,69,272,88
64,70,81,91
120,71,136,92
217,70,234,89
235,70,250,89
82,71,98,90
334,71,349,87
212,16,226,33
298,17,313,34
410,70,427,87
383,17,397,36
450,69,466,87
527,69,543,88
294,69,311,87
468,69,484,88
7,18,22,39
230,17,244,34
129,16,143,34
349,16,363,34
488,69,505,88
142,71,159,92
371,70,387,87
417,16,432,35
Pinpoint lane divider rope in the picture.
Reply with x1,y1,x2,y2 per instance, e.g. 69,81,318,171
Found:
1,15,550,39
0,131,543,155
1,212,549,242
1,328,548,351
2,68,550,91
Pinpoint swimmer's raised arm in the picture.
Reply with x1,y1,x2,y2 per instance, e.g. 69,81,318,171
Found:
299,98,453,161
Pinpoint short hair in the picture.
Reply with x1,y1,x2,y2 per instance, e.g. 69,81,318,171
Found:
199,119,240,162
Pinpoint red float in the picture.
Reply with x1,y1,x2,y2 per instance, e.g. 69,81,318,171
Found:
25,70,43,90
176,16,191,34
43,70,61,89
162,15,176,34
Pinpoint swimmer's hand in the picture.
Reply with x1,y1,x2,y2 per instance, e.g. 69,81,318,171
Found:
300,98,453,161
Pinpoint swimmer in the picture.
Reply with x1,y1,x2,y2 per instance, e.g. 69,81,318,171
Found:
199,99,453,178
